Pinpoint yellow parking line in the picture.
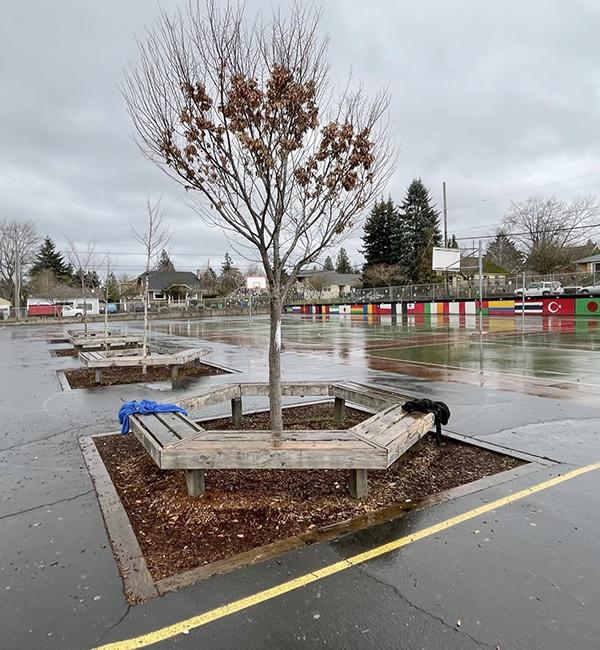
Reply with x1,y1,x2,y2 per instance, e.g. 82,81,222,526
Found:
94,462,600,650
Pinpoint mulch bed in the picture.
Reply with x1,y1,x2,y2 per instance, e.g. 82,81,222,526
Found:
64,361,225,388
94,403,523,581
53,348,78,357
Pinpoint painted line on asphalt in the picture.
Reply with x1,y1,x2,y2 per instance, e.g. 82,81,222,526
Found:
94,462,600,650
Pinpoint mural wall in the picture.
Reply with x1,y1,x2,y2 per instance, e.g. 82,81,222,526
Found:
284,297,600,317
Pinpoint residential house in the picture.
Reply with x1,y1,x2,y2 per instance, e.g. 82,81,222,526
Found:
573,253,600,276
136,271,204,302
294,270,362,299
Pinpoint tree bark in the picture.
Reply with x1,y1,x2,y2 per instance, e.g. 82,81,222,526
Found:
268,292,283,439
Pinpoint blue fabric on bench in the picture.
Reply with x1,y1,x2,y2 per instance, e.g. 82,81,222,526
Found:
118,400,188,434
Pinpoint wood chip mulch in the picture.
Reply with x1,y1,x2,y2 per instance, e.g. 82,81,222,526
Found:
64,361,226,388
94,403,524,581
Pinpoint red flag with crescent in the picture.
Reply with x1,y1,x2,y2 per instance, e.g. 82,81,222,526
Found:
542,298,574,316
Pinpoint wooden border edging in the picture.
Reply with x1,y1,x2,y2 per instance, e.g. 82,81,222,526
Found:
80,428,549,604
79,435,158,603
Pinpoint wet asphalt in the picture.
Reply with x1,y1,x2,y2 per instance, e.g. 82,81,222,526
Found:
1,315,600,650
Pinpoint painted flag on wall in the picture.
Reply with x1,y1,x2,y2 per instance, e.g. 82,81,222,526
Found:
514,301,543,314
575,298,600,315
488,300,514,315
542,298,574,316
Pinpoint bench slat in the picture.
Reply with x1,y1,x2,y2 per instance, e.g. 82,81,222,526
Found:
154,412,203,441
130,413,180,449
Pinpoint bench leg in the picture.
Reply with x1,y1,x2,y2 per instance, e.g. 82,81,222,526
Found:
349,469,368,499
94,368,102,384
171,364,179,388
231,397,242,428
334,397,345,425
185,469,205,497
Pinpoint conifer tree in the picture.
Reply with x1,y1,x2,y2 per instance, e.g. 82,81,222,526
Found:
486,230,522,272
157,249,175,271
391,179,441,283
30,237,73,282
323,255,334,271
221,252,233,274
449,234,459,249
361,197,398,268
336,247,353,274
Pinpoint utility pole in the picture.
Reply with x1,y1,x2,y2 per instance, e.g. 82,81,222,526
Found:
14,245,20,321
442,181,448,247
478,240,483,335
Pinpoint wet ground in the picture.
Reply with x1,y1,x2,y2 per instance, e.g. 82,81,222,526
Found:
1,314,600,649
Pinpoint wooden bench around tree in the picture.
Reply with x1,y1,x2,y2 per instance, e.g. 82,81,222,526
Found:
126,382,436,499
70,334,144,351
79,347,209,386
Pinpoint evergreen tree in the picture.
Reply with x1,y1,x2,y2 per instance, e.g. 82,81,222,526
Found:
486,231,522,272
73,268,100,291
30,237,73,282
104,272,120,302
221,252,233,274
157,249,175,271
323,255,334,271
335,247,353,274
361,197,398,268
448,234,459,249
391,179,442,283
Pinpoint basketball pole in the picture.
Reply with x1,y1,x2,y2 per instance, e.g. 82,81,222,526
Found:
478,240,483,335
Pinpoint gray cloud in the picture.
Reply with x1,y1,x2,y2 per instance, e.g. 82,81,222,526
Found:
1,0,599,274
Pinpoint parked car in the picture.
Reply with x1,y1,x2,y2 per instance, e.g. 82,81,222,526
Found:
514,281,563,297
61,305,85,318
99,302,118,314
577,284,600,296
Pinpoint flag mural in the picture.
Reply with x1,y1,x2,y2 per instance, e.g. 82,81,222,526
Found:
514,300,544,314
542,299,574,316
287,297,600,318
488,300,514,315
575,298,600,315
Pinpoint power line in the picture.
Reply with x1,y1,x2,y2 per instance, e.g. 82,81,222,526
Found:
455,221,600,242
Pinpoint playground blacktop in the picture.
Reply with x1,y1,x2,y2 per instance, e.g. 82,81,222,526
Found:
2,314,600,649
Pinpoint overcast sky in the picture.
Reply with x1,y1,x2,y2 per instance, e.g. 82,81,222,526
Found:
1,0,600,276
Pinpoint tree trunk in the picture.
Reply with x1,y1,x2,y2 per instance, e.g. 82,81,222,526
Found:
268,292,283,439
142,274,148,373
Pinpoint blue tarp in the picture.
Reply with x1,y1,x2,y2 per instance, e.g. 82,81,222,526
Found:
118,400,188,434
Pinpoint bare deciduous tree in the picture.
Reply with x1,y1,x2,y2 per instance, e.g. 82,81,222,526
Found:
132,199,171,360
66,238,99,334
100,255,114,344
362,263,401,288
504,196,599,274
0,219,39,317
123,1,394,433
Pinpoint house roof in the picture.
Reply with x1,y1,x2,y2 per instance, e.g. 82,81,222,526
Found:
296,270,362,286
460,256,507,275
573,253,600,264
140,271,202,292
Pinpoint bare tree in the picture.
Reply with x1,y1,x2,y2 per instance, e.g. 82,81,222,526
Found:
0,219,39,317
504,196,599,274
66,238,99,334
132,199,171,360
362,263,401,288
307,272,329,297
123,1,393,434
100,255,114,344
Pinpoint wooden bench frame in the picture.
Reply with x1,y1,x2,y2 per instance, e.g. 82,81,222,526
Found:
79,347,209,386
128,382,435,498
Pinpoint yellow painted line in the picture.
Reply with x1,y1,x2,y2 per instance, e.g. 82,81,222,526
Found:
94,462,600,650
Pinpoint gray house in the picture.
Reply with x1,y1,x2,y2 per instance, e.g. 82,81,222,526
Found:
295,270,362,299
136,271,204,302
